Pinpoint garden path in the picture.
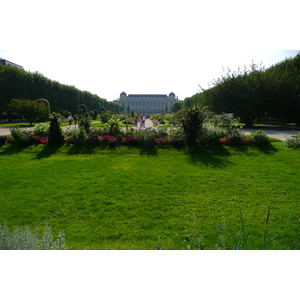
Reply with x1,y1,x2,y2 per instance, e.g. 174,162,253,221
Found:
240,128,299,141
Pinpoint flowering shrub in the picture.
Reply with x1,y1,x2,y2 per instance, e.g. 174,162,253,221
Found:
219,129,252,145
32,136,48,144
123,136,138,145
154,138,164,144
88,132,102,145
33,123,49,138
200,129,227,145
220,137,250,145
101,135,115,144
65,136,74,144
10,128,33,145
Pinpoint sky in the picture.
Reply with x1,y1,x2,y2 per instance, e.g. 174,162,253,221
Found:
1,0,299,102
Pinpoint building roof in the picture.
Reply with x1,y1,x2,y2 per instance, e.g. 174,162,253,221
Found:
127,94,169,99
0,58,24,70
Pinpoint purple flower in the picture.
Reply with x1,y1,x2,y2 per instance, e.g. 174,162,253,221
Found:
217,225,223,230
236,246,241,250
154,246,161,250
218,244,224,247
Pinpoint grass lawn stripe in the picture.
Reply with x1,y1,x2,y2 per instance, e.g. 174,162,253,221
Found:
0,142,299,249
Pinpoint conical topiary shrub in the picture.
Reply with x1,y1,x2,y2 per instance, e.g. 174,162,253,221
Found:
48,113,64,145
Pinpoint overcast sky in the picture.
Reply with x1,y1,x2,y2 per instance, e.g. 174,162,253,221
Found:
1,0,299,101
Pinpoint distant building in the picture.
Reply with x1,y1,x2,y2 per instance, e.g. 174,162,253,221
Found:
113,92,180,114
0,57,24,70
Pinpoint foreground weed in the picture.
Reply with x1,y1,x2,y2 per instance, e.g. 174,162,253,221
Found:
0,223,67,250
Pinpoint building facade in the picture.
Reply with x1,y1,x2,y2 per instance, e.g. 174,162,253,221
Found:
114,92,180,114
0,58,24,70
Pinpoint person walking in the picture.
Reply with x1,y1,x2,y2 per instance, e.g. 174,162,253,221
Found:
142,115,146,128
68,115,72,127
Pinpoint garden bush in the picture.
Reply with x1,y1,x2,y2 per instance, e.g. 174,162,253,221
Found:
177,105,208,145
10,128,33,145
107,119,122,136
70,127,89,145
199,128,227,145
250,130,270,145
33,123,49,138
285,135,300,149
79,117,91,134
137,128,156,147
48,113,64,145
220,129,250,145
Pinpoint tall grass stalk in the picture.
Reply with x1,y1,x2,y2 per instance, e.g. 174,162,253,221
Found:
0,223,66,250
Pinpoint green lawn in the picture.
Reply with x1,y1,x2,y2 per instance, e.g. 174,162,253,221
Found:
0,141,299,249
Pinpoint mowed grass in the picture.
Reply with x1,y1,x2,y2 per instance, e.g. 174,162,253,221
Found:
0,141,299,249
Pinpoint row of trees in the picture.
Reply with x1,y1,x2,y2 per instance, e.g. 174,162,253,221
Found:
172,53,300,127
0,64,123,118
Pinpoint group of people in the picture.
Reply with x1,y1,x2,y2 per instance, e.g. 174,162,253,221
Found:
67,115,77,127
134,115,147,128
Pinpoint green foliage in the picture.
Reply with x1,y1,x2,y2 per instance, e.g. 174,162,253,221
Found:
69,127,89,145
199,129,227,145
33,123,49,138
0,223,66,250
0,63,107,115
36,98,50,120
171,101,184,112
220,128,249,145
177,105,208,145
137,128,156,147
107,118,122,136
48,113,64,145
79,117,91,134
284,135,300,149
9,98,48,125
250,130,270,146
265,53,300,125
192,54,300,127
93,110,98,120
100,112,111,123
10,128,32,145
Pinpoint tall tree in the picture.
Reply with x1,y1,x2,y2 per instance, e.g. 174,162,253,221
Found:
199,63,269,127
9,99,48,125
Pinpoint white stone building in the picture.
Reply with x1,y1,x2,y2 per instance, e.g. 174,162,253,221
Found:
0,58,24,70
113,92,180,114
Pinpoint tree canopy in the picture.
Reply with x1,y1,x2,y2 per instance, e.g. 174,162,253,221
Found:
181,53,300,127
0,64,122,115
9,98,49,125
